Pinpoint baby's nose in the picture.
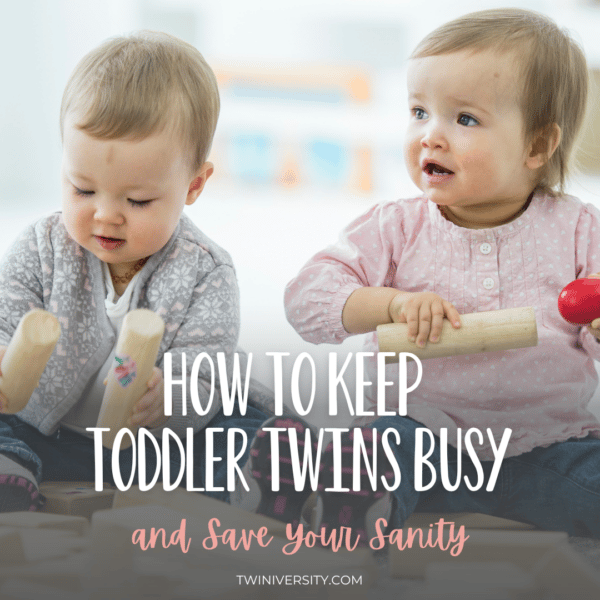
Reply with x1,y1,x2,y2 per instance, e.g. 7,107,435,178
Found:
94,199,124,224
421,121,447,149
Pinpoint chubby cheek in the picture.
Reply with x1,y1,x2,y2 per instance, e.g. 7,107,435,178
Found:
460,148,497,181
61,200,87,245
129,216,171,252
403,136,422,184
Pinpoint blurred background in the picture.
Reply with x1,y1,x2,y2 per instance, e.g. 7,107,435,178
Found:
1,0,600,424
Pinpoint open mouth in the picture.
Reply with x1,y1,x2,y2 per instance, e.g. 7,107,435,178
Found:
423,162,454,176
95,235,126,250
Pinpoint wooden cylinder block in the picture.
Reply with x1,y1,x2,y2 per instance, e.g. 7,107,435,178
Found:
0,309,61,413
96,309,165,449
377,306,538,362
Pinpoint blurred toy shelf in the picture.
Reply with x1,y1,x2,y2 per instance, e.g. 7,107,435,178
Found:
146,0,600,196
209,62,407,195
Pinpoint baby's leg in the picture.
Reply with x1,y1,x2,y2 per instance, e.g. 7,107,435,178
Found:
371,419,516,522
0,415,43,511
370,415,430,526
317,425,397,546
238,415,317,527
236,415,405,539
499,436,600,537
170,404,269,503
296,416,424,547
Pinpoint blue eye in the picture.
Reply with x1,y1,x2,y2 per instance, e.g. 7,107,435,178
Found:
412,107,428,120
458,114,478,126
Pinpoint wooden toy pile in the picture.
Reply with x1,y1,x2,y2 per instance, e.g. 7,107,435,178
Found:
0,482,597,599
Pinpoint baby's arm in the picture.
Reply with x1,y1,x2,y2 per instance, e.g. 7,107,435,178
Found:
285,202,460,346
342,288,461,347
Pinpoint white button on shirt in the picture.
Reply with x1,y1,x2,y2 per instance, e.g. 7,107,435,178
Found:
284,192,600,460
480,243,492,254
483,277,495,290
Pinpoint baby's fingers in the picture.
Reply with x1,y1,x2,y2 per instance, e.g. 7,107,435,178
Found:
146,366,162,389
130,402,167,428
402,304,420,343
443,301,461,329
588,318,600,340
413,304,436,348
130,407,161,427
133,393,154,414
428,299,447,343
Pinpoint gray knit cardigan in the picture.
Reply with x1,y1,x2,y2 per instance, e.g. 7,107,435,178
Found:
0,212,274,436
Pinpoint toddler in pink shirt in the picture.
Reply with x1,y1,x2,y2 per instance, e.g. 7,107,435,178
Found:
280,8,600,541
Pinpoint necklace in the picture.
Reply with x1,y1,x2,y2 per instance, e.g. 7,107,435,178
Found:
110,257,149,285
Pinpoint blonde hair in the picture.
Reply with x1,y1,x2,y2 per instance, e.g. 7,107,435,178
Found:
60,31,220,172
411,8,588,194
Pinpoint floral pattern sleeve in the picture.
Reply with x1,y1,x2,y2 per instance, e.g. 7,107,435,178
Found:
155,263,243,436
0,224,46,346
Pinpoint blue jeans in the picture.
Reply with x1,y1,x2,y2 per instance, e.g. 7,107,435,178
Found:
0,406,267,502
372,415,600,538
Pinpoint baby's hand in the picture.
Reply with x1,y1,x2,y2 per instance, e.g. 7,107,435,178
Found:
0,346,8,412
587,272,600,339
389,292,461,348
128,367,167,429
588,294,600,337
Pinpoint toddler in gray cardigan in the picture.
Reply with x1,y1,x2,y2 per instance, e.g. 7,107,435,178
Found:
0,31,273,511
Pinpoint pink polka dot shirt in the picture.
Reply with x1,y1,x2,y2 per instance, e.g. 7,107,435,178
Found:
284,191,600,459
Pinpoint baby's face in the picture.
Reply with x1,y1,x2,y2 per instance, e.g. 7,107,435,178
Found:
61,118,209,272
404,48,536,228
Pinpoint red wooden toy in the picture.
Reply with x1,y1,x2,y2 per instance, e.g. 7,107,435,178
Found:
557,278,600,324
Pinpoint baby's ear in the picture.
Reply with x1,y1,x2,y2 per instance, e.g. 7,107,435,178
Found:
526,123,561,170
186,162,214,205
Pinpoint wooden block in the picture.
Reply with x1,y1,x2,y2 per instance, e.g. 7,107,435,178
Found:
389,529,567,579
90,505,178,581
0,578,82,600
92,505,377,582
425,562,542,599
0,511,88,535
0,527,25,565
166,579,257,600
0,309,61,413
378,307,538,361
130,554,259,600
112,484,289,537
404,512,535,531
40,481,116,519
96,309,165,449
90,504,276,596
532,543,600,598
0,528,84,566
19,529,86,563
0,552,90,592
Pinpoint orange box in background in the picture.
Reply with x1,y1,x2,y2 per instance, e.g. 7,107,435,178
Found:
211,63,374,194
